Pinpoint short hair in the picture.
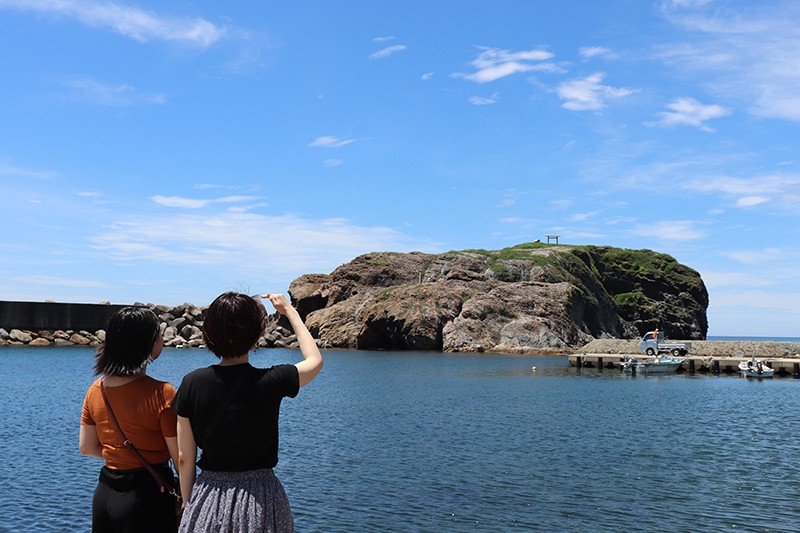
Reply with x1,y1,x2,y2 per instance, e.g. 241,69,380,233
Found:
203,292,266,359
95,307,160,376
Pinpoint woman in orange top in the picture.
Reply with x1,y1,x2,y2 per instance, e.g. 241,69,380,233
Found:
80,307,179,533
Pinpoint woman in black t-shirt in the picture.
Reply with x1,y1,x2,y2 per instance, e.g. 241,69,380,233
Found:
172,292,323,533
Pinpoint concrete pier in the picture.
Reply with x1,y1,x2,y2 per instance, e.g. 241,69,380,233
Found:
570,353,800,377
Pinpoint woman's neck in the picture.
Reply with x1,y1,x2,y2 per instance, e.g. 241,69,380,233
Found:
103,371,145,387
218,353,250,366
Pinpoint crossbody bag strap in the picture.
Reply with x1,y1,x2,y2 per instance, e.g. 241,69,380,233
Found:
99,379,179,499
199,367,255,449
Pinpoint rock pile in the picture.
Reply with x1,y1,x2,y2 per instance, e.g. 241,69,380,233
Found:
0,327,100,347
0,302,300,349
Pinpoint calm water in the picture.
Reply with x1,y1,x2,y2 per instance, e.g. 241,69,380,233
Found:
1,347,799,532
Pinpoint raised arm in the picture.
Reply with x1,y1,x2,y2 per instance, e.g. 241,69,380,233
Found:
262,293,323,388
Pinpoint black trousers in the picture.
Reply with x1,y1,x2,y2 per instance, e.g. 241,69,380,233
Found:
92,464,177,533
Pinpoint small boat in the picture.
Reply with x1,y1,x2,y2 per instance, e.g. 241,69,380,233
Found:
621,355,684,374
738,358,774,378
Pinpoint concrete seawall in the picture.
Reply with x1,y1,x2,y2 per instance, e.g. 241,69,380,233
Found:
0,301,129,332
579,338,800,358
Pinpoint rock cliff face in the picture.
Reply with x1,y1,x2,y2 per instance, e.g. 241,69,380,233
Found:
288,243,708,353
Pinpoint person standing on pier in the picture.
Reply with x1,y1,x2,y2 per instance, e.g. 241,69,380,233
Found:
80,307,180,532
172,292,323,533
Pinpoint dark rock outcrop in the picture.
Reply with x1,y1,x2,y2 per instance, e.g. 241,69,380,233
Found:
288,243,708,353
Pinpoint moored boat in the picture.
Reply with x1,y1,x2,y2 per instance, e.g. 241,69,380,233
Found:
621,355,684,374
738,358,774,378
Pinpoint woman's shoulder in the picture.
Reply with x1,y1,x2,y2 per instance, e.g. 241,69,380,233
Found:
83,376,103,402
252,363,292,374
254,363,299,384
176,365,219,389
135,374,176,396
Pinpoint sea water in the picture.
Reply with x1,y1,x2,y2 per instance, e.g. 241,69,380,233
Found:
1,347,799,532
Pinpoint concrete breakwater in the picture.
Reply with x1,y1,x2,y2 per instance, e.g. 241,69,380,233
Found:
0,301,300,349
579,338,800,358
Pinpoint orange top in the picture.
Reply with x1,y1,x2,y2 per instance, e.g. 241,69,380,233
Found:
81,375,177,470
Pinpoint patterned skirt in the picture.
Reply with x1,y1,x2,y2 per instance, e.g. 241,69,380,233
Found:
178,468,293,533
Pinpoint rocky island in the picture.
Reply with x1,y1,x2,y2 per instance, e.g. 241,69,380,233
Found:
289,242,708,353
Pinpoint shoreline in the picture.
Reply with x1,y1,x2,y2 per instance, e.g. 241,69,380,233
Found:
2,328,800,359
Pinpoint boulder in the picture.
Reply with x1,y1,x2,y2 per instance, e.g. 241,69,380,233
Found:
163,327,177,342
29,337,51,346
69,333,91,345
180,325,203,341
169,316,190,332
9,329,33,343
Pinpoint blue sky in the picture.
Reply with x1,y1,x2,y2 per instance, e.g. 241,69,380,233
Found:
1,0,799,337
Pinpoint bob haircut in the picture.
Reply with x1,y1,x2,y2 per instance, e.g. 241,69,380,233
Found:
203,292,266,359
95,307,160,376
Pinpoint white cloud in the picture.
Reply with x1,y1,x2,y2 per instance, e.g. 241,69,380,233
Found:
579,45,614,61
150,195,258,209
0,0,227,47
682,174,800,207
725,247,782,265
658,2,800,122
421,72,434,81
373,36,395,43
369,44,407,60
58,76,166,106
649,97,730,131
701,271,775,289
0,163,57,179
454,46,556,83
711,290,800,313
569,211,599,222
605,216,637,226
735,196,769,207
194,183,259,192
556,72,638,111
629,220,708,240
91,211,434,278
662,0,714,7
308,135,356,148
10,274,109,288
469,93,500,106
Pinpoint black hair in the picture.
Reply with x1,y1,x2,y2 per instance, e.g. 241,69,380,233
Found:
95,307,161,376
202,292,266,359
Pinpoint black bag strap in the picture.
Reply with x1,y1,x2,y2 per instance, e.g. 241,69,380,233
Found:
99,379,181,501
199,367,255,449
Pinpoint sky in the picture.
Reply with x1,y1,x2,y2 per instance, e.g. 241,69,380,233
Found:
1,0,799,337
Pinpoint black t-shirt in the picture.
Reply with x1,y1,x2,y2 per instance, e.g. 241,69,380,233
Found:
172,363,299,472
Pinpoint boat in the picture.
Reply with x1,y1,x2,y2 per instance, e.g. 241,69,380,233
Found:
738,358,775,378
621,355,684,374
